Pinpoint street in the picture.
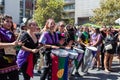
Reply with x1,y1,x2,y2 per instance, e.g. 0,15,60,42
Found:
19,57,120,80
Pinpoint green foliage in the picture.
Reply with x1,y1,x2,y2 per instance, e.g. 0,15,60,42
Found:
33,0,64,27
83,23,101,28
90,0,120,25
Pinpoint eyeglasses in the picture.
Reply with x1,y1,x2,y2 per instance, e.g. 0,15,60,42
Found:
30,23,38,26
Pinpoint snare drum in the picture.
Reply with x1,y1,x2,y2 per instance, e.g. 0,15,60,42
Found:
67,50,78,59
86,46,97,52
86,46,97,57
73,47,84,54
51,49,69,80
51,49,69,57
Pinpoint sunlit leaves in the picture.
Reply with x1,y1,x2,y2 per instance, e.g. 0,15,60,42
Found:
33,0,64,27
90,0,120,25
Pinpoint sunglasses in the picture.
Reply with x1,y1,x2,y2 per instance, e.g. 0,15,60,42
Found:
60,25,65,27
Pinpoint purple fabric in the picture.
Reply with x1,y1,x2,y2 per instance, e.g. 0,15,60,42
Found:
91,33,101,45
0,27,15,54
0,27,17,73
16,49,30,68
39,31,59,44
0,27,15,42
77,53,83,62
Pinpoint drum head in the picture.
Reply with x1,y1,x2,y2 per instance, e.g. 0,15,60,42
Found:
73,47,84,53
68,50,78,56
67,50,78,59
86,46,97,51
51,49,69,57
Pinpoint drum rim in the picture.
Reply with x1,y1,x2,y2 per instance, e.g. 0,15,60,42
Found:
86,46,97,51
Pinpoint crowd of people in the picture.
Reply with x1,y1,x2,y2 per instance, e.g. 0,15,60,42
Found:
0,14,120,80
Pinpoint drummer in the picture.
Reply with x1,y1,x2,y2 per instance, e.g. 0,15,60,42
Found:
77,27,90,74
51,33,70,80
77,26,90,50
90,28,102,70
39,19,60,80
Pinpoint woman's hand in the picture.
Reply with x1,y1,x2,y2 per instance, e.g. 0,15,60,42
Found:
51,45,59,49
12,41,23,46
31,49,39,53
65,46,71,49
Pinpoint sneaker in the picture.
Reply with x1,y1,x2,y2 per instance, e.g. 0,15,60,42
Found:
75,72,82,77
83,72,90,76
37,70,41,74
90,67,94,70
109,69,114,72
119,71,120,74
101,67,104,70
96,67,100,71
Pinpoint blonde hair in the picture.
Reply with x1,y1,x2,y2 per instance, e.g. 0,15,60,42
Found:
41,18,55,32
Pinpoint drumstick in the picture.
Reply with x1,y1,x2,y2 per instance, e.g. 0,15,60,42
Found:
16,29,22,41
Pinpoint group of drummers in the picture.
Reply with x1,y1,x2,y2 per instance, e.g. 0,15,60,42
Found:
0,15,120,80
38,19,120,80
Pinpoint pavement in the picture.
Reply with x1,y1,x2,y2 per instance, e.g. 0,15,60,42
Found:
19,56,120,80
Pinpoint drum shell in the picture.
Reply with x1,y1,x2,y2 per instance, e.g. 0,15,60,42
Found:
51,49,69,57
51,52,69,80
67,50,78,59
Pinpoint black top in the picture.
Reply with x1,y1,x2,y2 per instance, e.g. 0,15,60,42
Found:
19,32,38,49
19,32,39,64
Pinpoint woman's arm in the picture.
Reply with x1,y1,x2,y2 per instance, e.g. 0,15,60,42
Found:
0,41,18,49
21,46,39,53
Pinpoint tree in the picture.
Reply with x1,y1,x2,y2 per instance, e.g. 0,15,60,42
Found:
90,0,120,25
33,0,64,27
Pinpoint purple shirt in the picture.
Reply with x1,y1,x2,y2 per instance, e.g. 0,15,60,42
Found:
91,33,102,46
39,31,59,45
91,33,101,44
0,27,18,74
0,27,15,54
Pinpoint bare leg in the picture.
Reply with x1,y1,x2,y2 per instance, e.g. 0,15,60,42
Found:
108,54,113,70
104,52,110,72
96,52,100,68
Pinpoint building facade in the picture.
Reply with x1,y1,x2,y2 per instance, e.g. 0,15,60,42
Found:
63,0,75,20
20,0,35,23
75,0,101,25
63,0,101,25
0,0,35,25
0,0,101,25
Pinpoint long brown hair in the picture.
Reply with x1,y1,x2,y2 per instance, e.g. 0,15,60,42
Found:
1,15,14,31
41,18,54,32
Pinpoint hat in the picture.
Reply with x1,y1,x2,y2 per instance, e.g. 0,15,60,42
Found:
59,33,65,40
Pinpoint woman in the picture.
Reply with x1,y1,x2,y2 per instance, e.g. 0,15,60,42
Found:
104,28,116,72
90,28,102,70
56,21,66,40
115,30,120,60
17,19,39,80
0,15,21,80
39,18,60,80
